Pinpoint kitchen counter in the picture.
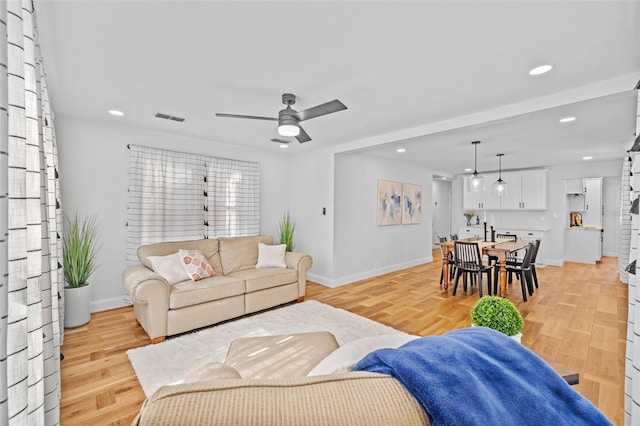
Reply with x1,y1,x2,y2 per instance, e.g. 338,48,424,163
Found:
566,226,603,231
461,225,550,232
565,227,602,264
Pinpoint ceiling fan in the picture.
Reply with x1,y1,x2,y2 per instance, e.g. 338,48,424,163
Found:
216,93,347,143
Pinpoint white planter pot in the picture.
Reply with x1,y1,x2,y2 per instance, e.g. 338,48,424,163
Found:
64,283,91,328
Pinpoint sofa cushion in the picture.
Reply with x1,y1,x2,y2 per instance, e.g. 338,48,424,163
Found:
169,275,245,309
308,334,419,376
227,267,298,292
256,243,287,268
184,362,241,383
137,239,224,276
224,332,339,379
218,235,273,275
179,249,214,280
147,252,190,285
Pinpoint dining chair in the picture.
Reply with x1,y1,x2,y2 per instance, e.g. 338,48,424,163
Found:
498,241,536,302
438,236,456,285
452,241,492,297
450,234,458,241
529,239,541,289
489,233,518,267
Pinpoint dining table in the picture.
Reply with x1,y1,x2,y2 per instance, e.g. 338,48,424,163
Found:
437,237,530,297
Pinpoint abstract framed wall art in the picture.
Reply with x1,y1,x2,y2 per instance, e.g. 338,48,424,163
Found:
402,182,422,224
377,180,402,225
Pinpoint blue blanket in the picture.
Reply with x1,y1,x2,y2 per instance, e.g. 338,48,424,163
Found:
355,327,611,426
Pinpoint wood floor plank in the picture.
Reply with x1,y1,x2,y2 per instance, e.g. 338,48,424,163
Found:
60,252,626,425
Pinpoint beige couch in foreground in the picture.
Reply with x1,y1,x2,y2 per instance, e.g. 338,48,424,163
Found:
123,235,312,342
133,331,431,425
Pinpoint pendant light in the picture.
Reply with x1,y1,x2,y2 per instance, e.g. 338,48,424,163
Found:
468,141,484,192
493,153,508,196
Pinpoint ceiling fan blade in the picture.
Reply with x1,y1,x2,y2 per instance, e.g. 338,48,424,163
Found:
216,113,277,121
296,126,312,143
271,138,291,144
294,99,347,122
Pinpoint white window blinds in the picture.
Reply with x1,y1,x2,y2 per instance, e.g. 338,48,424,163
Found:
126,145,260,264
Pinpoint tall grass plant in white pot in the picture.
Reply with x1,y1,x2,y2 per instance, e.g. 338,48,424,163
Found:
63,213,101,328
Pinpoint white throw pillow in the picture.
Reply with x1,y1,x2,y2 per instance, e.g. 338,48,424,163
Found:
148,252,190,285
255,243,287,268
307,334,419,376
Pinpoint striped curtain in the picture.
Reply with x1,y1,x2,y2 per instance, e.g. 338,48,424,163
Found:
624,83,640,425
206,157,260,238
127,145,260,264
126,145,206,264
0,1,63,425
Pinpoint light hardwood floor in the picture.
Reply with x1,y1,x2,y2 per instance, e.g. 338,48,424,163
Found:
60,251,626,425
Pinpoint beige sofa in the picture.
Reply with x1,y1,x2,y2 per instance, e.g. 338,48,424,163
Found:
133,331,431,425
122,235,312,342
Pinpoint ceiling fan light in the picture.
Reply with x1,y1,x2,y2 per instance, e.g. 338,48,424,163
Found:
278,124,300,137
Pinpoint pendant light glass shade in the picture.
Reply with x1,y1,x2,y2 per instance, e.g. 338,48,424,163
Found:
468,141,484,192
493,154,508,196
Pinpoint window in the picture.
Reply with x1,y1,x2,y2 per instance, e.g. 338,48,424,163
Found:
127,145,259,264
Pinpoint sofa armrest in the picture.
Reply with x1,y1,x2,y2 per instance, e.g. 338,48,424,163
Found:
123,265,170,340
285,252,313,298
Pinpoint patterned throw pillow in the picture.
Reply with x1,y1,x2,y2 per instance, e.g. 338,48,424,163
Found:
179,249,214,281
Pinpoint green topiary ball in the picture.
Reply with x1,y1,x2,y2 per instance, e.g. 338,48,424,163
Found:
470,296,524,337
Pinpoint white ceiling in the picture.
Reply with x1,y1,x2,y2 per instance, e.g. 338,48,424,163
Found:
34,1,640,176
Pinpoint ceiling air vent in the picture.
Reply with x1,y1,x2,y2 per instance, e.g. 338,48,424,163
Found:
154,112,185,122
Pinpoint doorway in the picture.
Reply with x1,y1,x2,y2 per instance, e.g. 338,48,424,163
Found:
432,177,452,246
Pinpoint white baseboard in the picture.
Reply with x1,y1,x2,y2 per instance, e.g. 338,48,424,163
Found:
90,295,132,313
308,256,433,288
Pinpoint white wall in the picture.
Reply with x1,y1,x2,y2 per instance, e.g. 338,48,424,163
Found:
290,148,336,281
56,116,291,312
451,159,622,265
329,152,433,287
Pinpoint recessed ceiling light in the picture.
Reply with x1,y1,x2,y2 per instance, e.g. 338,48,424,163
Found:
441,177,447,180
583,156,593,160
397,148,406,153
529,64,553,76
279,144,288,149
108,109,124,116
464,168,473,172
560,117,576,123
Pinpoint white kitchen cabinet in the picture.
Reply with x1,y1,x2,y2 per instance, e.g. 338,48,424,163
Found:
485,169,548,210
564,178,585,194
458,226,483,239
462,173,500,210
583,178,603,227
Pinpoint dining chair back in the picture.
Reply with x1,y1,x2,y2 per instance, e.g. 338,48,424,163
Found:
450,234,459,241
489,233,518,266
529,239,541,288
453,241,492,297
501,242,536,301
437,236,456,285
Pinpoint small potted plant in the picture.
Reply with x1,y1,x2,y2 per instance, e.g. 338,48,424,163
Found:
470,296,524,342
63,213,101,328
278,210,295,252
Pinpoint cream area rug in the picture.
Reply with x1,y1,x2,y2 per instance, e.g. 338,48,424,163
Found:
127,300,410,397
